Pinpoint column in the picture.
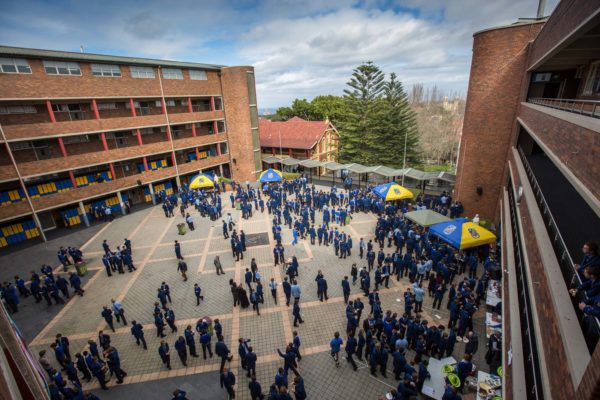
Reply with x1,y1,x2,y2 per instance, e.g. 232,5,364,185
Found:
100,133,109,150
307,149,311,158
272,148,275,156
187,97,193,113
143,157,149,171
91,99,100,120
161,99,167,114
116,191,125,215
216,143,222,156
210,96,215,111
219,164,224,177
79,201,90,227
57,137,68,157
129,98,137,117
148,183,156,205
171,152,176,166
109,163,116,180
213,120,218,135
288,148,292,156
195,148,200,161
135,128,143,146
166,126,172,141
68,171,77,188
46,100,56,123
191,123,197,137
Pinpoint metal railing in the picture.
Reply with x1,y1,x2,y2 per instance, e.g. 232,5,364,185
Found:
528,97,600,119
517,147,600,352
507,176,544,400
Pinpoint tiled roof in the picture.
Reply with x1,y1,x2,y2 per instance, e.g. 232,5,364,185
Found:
259,117,331,150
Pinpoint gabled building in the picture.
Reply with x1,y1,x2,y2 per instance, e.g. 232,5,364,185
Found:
259,116,339,173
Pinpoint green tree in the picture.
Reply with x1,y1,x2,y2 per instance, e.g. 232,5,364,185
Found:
379,72,420,167
339,61,385,164
311,95,345,125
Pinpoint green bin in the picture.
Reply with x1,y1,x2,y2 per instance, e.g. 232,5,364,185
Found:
177,223,187,235
76,262,88,277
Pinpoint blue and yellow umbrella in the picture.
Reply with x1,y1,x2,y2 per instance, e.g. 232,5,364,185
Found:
373,182,413,201
189,173,215,189
429,218,496,250
259,168,283,183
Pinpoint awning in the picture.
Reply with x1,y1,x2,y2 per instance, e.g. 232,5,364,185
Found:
404,210,452,227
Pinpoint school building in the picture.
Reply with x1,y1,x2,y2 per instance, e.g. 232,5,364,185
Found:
0,45,262,247
454,0,600,399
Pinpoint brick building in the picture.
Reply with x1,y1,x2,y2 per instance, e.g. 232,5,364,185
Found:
0,46,261,247
455,1,600,399
259,116,339,174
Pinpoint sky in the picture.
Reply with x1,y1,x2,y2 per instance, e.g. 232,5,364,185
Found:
0,0,559,110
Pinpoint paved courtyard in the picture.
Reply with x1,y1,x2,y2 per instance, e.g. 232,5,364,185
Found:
4,187,489,399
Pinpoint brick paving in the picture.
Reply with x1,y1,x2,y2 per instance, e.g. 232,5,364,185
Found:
14,187,490,399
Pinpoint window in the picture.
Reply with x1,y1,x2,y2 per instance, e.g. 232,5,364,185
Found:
62,135,90,144
52,104,82,112
162,68,183,80
43,60,81,76
97,102,118,110
0,105,37,114
189,70,207,80
583,61,600,95
0,58,31,74
155,100,175,107
130,66,155,79
91,63,121,77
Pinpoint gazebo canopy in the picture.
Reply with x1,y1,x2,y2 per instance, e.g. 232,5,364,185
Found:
404,209,451,227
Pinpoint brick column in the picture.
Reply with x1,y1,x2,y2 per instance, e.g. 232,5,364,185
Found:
57,137,68,157
109,163,116,180
100,133,109,150
187,97,193,113
79,201,90,227
129,98,137,117
143,157,149,171
210,96,215,111
91,99,100,119
68,171,77,188
46,100,56,123
136,129,143,146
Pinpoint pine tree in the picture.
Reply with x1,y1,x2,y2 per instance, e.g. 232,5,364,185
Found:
339,62,385,164
380,72,420,168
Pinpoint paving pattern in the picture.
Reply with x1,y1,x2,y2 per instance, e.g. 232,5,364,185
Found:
22,187,489,399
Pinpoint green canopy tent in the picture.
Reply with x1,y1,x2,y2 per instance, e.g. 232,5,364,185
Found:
404,209,452,227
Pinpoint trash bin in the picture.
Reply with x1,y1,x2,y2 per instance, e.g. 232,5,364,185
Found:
76,262,88,277
177,223,187,235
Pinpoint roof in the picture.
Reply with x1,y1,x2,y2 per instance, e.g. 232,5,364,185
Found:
0,45,224,70
259,116,334,150
473,18,547,37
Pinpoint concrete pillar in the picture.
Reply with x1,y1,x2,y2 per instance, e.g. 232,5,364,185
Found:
143,157,149,171
219,164,224,177
109,163,116,180
116,191,125,215
148,183,156,205
213,120,218,135
136,128,143,146
100,133,109,150
79,201,90,227
129,98,137,117
191,123,197,137
68,171,77,188
57,137,68,157
195,148,200,160
46,100,56,123
91,99,100,120
32,212,47,242
210,96,215,111
187,97,193,113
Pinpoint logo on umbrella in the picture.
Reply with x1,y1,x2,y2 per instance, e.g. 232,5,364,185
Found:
393,188,400,194
467,228,480,239
268,173,273,178
443,225,456,235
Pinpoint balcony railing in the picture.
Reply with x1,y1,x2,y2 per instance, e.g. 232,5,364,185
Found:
517,147,600,352
528,98,600,119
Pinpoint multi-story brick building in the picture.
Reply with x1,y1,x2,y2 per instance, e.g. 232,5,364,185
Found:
455,1,600,399
0,46,261,247
259,116,339,174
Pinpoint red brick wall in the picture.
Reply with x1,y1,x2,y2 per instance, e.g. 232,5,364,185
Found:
0,60,222,99
517,104,600,199
577,343,600,399
455,22,544,221
220,67,257,181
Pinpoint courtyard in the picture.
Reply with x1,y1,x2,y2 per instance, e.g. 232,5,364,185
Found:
2,186,489,400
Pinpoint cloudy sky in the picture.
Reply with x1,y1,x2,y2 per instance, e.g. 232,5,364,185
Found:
0,0,558,109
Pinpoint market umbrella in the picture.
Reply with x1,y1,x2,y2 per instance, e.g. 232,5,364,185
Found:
404,209,451,227
189,173,215,189
259,168,283,183
372,182,413,201
429,218,496,250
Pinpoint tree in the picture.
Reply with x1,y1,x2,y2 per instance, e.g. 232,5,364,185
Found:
339,61,386,164
379,73,420,168
311,95,345,125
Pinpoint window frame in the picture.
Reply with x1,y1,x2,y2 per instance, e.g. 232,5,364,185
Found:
582,61,600,95
0,105,37,114
0,58,32,74
91,63,122,78
43,60,81,76
129,66,155,79
189,70,207,81
161,68,183,80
